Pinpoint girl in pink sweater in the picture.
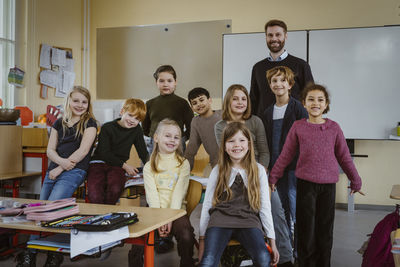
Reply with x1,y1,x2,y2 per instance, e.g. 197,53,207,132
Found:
269,84,363,267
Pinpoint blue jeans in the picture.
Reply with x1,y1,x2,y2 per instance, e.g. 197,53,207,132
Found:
199,227,271,267
277,170,297,230
40,168,86,201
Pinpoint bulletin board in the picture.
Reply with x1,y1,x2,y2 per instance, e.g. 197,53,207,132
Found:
38,44,75,99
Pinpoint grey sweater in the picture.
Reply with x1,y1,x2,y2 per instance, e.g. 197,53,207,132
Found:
214,115,270,167
184,110,222,170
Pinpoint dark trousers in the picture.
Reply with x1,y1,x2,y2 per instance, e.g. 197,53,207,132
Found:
296,179,335,267
129,215,195,267
87,163,126,204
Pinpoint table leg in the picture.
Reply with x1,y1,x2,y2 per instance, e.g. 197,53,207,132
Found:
144,231,155,267
12,179,20,198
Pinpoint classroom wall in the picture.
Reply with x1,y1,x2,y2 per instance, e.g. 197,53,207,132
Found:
15,0,83,116
18,0,400,205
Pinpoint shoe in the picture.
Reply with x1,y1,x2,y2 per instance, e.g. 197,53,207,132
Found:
43,252,63,267
15,250,36,267
155,237,174,254
277,261,294,267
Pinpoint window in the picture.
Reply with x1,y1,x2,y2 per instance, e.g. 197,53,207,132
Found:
0,0,15,108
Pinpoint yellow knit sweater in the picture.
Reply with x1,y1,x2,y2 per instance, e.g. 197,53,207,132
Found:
143,152,190,210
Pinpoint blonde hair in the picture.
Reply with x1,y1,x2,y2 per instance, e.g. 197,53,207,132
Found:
213,122,261,211
222,84,252,121
62,86,96,138
150,119,185,173
121,98,146,121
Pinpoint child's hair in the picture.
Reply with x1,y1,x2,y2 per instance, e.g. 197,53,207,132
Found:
222,84,252,121
266,66,295,91
213,122,260,211
62,86,96,138
150,118,185,173
121,98,146,122
264,19,287,33
301,83,330,114
187,87,210,102
153,65,177,81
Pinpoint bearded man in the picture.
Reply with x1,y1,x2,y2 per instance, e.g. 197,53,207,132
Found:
250,19,314,117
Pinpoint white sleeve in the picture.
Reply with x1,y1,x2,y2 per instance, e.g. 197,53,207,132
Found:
199,166,219,236
258,164,275,239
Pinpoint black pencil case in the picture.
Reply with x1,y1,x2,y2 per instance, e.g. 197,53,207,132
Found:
72,212,138,232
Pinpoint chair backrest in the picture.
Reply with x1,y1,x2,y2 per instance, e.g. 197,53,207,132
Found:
185,179,203,218
191,144,210,177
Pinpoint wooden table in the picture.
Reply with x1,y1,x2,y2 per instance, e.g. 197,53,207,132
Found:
0,171,42,197
0,197,186,267
390,184,400,200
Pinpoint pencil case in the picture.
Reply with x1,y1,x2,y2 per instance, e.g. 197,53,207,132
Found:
72,212,138,232
23,198,76,213
26,205,80,222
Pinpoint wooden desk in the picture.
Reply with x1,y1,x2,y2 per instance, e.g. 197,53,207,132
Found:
0,197,186,267
0,171,41,197
390,184,400,200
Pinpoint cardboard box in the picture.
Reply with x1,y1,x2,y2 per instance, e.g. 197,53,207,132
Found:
22,128,48,147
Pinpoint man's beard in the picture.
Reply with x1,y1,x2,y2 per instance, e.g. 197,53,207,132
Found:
267,40,285,53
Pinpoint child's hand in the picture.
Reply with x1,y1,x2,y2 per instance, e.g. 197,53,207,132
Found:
350,189,365,196
158,222,172,237
198,238,205,262
123,163,138,176
269,184,276,192
49,167,63,180
60,158,76,171
269,239,280,266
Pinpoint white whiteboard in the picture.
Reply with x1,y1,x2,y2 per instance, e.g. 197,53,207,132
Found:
309,27,400,139
222,31,308,96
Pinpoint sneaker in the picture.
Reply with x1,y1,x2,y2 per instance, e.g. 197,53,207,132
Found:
44,252,64,267
15,250,36,267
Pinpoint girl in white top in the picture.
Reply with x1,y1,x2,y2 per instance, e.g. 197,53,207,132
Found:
199,122,279,267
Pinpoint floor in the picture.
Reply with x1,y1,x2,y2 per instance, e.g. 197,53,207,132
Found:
1,205,393,267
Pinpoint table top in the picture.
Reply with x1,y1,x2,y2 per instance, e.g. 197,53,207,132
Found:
390,184,400,200
0,171,42,181
0,197,186,238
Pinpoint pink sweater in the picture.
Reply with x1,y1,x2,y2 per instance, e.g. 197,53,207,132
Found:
269,118,362,191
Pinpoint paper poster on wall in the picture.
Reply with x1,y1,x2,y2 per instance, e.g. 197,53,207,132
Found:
51,48,67,67
62,70,75,93
39,44,52,69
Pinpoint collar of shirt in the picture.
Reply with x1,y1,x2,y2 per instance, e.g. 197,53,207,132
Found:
228,167,248,188
267,50,288,62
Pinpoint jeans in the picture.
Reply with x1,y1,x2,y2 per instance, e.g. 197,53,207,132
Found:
277,170,297,256
199,227,271,267
40,168,86,201
297,179,335,267
270,190,293,264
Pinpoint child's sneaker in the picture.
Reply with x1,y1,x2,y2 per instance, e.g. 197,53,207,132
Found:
43,252,63,267
15,250,36,267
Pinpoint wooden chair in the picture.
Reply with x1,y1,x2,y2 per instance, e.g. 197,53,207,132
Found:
191,144,210,177
185,179,203,218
